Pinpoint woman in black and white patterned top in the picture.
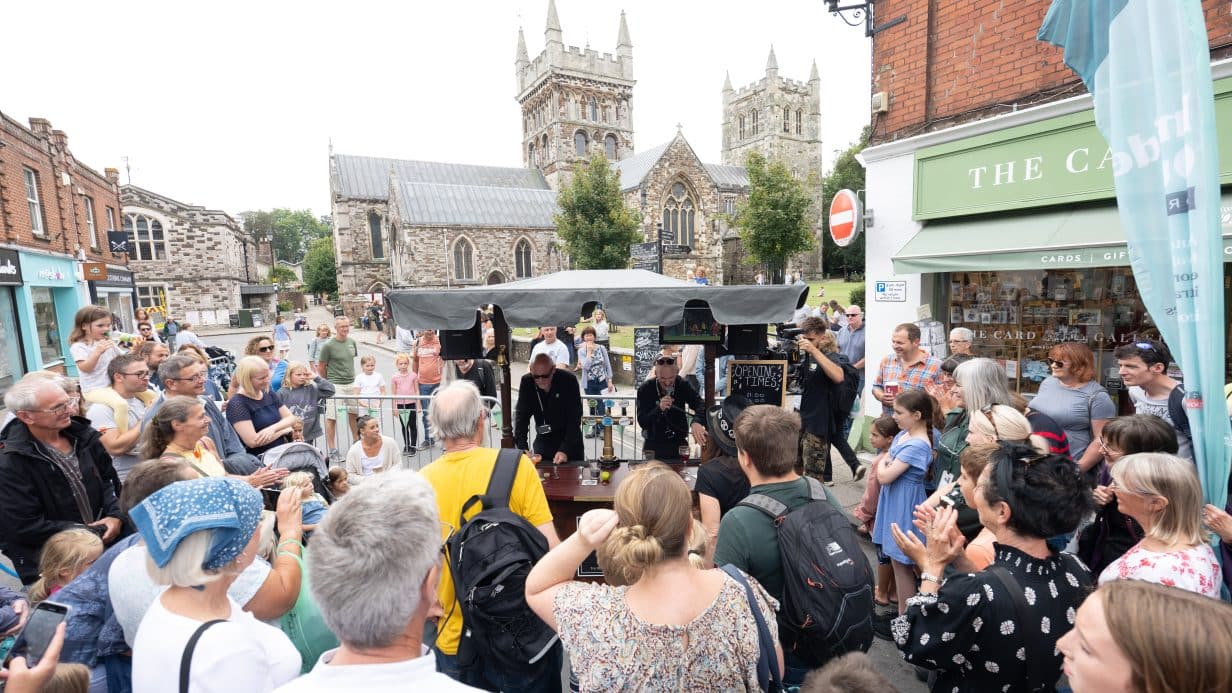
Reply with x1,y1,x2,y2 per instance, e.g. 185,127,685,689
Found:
890,443,1094,692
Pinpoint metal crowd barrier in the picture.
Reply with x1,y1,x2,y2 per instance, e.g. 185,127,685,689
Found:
315,392,658,470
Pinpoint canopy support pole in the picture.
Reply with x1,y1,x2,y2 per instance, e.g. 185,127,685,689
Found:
491,306,515,448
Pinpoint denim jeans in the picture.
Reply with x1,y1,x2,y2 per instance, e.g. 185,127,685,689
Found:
435,646,563,692
584,378,607,419
419,383,439,442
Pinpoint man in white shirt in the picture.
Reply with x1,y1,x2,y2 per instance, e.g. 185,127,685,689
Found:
275,471,482,692
1115,339,1194,460
86,353,152,482
529,325,570,368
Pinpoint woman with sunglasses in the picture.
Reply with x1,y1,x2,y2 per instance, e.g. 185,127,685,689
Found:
1028,342,1115,473
1098,452,1220,597
244,335,289,393
890,443,1092,692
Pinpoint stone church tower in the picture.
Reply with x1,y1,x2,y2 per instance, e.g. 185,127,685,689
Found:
515,0,635,191
721,47,822,182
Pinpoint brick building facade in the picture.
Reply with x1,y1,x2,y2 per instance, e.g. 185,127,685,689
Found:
856,1,1232,406
0,114,131,388
120,184,270,326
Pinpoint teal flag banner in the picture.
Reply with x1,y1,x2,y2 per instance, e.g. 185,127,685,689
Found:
1039,0,1230,508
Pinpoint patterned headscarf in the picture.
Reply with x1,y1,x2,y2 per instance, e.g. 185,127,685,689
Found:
129,477,263,571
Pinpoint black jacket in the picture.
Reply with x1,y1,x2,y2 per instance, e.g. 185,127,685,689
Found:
0,417,123,583
454,360,498,402
798,352,847,438
514,370,584,461
637,376,704,459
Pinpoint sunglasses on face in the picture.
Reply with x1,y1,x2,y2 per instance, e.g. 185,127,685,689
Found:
845,313,859,317
656,357,676,365
532,373,553,380
1046,358,1066,367
258,346,274,353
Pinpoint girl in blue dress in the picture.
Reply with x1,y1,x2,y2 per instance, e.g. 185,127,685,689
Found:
872,389,940,613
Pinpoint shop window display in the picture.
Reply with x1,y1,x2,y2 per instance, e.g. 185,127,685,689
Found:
944,267,1157,403
31,287,62,366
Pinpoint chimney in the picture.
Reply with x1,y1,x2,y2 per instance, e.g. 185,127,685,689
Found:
49,129,68,150
28,117,52,137
105,167,120,185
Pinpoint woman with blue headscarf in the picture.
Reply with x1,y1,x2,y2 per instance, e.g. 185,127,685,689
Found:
128,477,301,691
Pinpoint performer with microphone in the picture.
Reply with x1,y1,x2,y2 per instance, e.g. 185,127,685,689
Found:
637,349,707,461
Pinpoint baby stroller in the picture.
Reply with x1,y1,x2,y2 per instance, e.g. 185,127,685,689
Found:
261,441,335,508
204,345,236,395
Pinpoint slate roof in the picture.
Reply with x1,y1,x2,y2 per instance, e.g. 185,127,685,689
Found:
609,141,749,192
333,154,549,200
394,181,559,228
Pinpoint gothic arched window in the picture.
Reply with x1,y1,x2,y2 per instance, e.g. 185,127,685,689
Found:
783,106,791,132
589,98,598,121
515,239,533,279
123,214,168,261
574,131,589,156
661,181,696,248
739,115,746,139
604,134,617,160
752,109,759,135
453,238,474,280
368,212,384,260
796,110,802,134
528,143,536,167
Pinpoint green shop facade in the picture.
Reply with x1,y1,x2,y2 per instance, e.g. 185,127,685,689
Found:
859,66,1232,410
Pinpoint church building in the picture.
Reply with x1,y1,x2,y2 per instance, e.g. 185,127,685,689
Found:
329,0,823,303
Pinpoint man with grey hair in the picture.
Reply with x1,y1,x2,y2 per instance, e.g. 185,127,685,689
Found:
420,381,559,689
0,376,123,584
143,354,261,474
948,327,975,359
275,470,480,691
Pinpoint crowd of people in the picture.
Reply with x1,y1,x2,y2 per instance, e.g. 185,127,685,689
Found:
0,296,1230,693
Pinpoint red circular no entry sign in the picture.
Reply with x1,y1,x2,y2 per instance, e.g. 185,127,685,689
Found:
829,189,861,247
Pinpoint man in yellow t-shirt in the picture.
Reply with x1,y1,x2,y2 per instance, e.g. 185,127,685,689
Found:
420,380,559,690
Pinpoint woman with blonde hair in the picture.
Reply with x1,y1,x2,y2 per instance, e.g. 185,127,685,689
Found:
1098,452,1221,597
226,356,298,458
966,403,1049,454
26,529,103,605
1058,579,1232,692
526,462,782,691
276,360,335,447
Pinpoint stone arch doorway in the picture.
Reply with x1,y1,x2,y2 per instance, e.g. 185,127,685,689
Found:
486,270,506,285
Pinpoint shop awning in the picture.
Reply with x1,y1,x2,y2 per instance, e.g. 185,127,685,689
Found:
892,201,1232,273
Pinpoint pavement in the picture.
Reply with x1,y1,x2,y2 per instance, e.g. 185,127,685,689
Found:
199,303,924,689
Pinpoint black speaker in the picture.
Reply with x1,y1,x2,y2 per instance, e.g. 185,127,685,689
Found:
724,324,767,355
438,323,483,360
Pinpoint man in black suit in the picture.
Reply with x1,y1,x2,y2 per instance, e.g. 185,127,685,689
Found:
515,354,584,463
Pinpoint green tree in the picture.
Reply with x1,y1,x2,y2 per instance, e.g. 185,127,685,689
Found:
553,153,642,269
820,128,870,280
733,151,815,283
268,265,298,286
303,237,337,295
244,208,331,264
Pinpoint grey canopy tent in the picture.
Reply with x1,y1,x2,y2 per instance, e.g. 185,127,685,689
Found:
386,269,809,329
386,269,809,449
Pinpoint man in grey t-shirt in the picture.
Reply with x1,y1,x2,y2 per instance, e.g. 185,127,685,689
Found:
86,354,151,482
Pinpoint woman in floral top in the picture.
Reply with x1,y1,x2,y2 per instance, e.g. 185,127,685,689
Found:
890,443,1093,692
526,462,782,692
1098,452,1221,598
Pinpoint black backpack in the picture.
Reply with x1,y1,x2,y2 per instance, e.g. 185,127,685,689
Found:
738,477,874,667
446,448,560,685
829,354,861,427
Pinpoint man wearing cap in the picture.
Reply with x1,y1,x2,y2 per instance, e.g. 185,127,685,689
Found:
636,350,707,462
696,395,753,558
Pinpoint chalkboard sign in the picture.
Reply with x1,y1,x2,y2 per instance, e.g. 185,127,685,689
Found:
634,327,660,384
726,359,789,407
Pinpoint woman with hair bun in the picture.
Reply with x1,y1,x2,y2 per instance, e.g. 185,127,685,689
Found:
526,462,782,691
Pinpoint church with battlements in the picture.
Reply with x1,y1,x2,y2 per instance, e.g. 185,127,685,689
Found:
329,0,823,306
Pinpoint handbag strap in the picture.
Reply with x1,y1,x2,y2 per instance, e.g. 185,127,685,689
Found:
982,566,1045,686
180,619,226,693
720,564,781,693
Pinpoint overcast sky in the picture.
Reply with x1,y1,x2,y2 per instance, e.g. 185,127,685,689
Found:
3,0,870,219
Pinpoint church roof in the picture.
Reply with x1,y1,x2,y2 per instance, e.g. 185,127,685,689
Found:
334,154,549,200
610,140,749,192
394,180,559,229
